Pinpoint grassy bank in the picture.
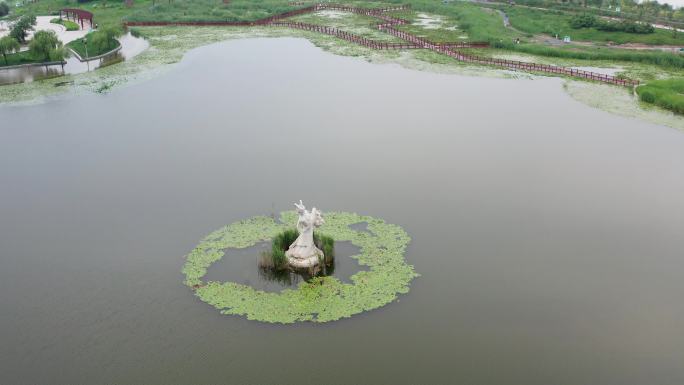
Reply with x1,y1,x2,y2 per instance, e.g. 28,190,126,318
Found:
492,40,684,70
637,78,684,114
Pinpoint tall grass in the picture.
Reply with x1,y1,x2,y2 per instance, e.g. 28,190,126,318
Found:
636,78,684,114
314,232,335,265
125,0,299,23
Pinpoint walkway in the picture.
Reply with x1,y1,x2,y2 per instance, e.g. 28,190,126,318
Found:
0,16,89,46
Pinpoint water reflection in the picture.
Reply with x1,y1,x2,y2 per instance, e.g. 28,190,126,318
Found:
0,32,149,86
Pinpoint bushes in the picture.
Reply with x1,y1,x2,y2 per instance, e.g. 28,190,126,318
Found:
636,78,684,114
570,14,596,29
50,17,80,31
570,13,654,34
595,20,654,34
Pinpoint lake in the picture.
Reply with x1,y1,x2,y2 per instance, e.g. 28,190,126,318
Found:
1,37,684,384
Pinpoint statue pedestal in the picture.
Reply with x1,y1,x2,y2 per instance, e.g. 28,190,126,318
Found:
286,246,323,269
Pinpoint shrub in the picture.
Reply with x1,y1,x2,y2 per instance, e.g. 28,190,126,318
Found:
570,13,654,34
570,14,596,29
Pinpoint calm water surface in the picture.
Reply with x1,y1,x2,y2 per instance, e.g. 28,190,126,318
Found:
1,38,684,385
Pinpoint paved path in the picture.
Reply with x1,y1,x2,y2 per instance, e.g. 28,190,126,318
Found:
0,16,90,46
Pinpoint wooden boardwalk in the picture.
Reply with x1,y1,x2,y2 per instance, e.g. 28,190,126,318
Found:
379,24,638,86
124,3,638,87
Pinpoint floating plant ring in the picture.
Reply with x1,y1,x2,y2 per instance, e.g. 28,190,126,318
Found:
182,211,418,323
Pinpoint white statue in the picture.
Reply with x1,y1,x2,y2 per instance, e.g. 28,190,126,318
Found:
286,200,325,269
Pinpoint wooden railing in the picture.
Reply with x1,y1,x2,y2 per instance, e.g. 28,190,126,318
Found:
381,25,638,86
270,22,419,49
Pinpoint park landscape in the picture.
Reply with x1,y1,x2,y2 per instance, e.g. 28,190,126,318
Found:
5,0,684,120
2,0,684,384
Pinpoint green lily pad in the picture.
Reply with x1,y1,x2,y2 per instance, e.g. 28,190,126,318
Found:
182,211,418,323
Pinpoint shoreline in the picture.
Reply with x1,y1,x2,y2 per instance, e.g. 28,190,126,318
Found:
0,26,682,130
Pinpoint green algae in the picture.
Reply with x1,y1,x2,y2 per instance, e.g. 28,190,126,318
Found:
182,211,418,324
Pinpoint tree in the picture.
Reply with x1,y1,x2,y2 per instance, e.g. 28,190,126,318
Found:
9,14,37,44
0,36,20,65
0,2,10,17
28,30,64,62
89,24,123,54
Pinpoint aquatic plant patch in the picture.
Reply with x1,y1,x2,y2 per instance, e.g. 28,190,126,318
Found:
182,211,418,323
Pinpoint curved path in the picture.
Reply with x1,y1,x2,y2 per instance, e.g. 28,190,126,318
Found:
125,3,638,87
